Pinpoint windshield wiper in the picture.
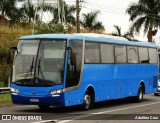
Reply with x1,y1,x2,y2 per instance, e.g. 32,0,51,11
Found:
25,57,34,79
37,57,45,79
37,57,41,76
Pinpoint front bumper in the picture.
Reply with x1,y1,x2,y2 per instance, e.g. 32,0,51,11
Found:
11,93,65,106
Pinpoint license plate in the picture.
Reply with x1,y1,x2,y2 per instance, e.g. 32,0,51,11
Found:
30,98,39,102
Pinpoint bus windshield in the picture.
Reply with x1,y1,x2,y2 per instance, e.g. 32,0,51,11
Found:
12,40,66,86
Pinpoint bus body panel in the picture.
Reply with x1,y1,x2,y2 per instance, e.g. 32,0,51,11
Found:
79,64,158,103
64,89,84,106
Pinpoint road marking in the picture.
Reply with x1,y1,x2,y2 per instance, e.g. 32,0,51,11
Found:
33,120,56,123
0,105,34,109
33,101,160,123
92,101,160,114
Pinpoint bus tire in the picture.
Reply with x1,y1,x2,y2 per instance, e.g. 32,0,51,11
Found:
81,91,93,110
154,93,159,96
38,105,49,110
136,85,144,102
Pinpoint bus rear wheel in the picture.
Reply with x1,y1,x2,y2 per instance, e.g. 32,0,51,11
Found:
82,91,93,110
154,93,159,96
136,85,144,102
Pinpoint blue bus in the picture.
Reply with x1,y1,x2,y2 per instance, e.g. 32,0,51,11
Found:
10,33,158,110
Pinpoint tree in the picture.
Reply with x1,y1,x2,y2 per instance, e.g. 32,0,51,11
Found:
21,0,36,24
0,0,18,25
126,0,160,42
81,11,104,32
34,23,66,34
20,0,36,25
64,3,76,25
111,25,134,40
49,2,76,25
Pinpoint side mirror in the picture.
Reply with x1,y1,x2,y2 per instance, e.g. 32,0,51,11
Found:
7,46,17,64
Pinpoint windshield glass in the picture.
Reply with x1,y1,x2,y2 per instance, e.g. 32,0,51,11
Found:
35,40,66,85
12,40,39,82
12,39,66,86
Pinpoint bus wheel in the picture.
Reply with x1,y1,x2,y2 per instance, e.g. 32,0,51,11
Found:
82,91,92,110
136,85,144,102
38,105,49,110
154,93,159,96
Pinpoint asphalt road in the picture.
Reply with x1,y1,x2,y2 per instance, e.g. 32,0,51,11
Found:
0,94,160,123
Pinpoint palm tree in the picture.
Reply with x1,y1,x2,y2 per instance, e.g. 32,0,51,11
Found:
126,0,160,42
81,11,104,32
20,0,38,25
64,3,76,25
111,25,134,40
111,25,122,37
0,0,17,25
49,2,76,25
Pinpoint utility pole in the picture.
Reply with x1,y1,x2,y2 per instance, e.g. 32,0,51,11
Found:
58,0,65,24
40,0,45,22
32,0,39,35
57,0,61,23
76,0,80,33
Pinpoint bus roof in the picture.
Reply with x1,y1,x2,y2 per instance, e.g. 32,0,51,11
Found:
20,33,157,48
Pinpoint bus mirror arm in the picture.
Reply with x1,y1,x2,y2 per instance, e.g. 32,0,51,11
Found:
7,46,17,64
70,54,76,66
67,46,76,66
66,46,72,51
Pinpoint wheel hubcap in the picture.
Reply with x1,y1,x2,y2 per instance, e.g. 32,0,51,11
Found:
139,89,142,99
84,94,91,106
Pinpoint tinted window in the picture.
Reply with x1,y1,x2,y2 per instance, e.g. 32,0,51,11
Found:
36,40,66,84
66,40,83,87
115,45,127,63
139,47,149,63
85,42,100,63
70,40,83,71
100,44,114,63
127,46,138,63
149,48,157,64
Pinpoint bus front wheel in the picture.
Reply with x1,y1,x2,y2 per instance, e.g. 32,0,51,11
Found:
136,85,144,102
82,91,93,110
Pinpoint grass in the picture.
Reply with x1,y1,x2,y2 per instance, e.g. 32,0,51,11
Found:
0,94,12,105
0,81,5,87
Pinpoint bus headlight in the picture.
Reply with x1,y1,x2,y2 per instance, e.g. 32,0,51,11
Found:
50,89,63,95
10,88,20,94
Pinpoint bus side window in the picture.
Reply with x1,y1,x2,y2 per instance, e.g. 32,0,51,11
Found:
115,45,127,63
85,42,100,63
149,48,157,64
66,40,82,87
139,47,149,63
127,46,138,63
